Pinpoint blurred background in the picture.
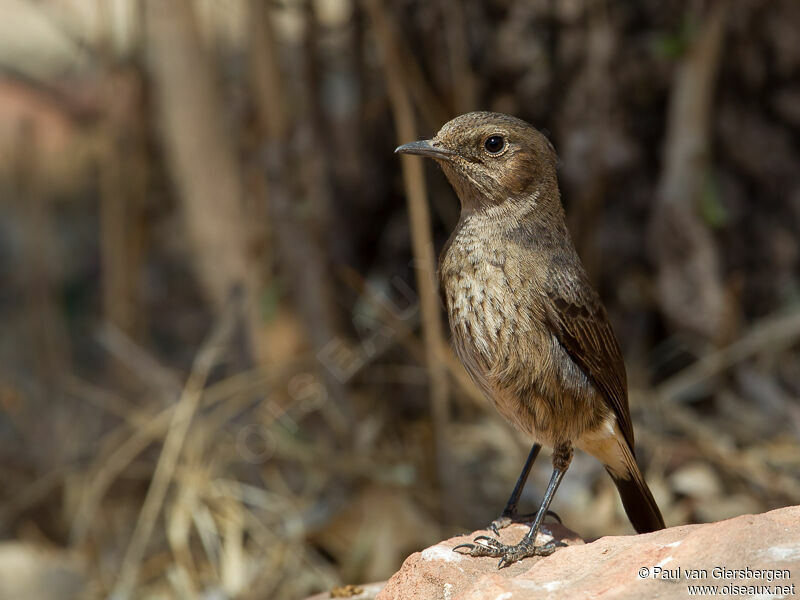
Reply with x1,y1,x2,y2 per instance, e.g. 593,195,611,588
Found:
0,0,799,598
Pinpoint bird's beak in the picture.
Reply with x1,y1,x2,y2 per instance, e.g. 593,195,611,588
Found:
394,139,455,160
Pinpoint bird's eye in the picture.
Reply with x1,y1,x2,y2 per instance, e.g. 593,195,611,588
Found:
484,135,505,154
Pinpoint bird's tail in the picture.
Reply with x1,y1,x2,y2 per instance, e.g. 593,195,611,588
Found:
606,442,665,533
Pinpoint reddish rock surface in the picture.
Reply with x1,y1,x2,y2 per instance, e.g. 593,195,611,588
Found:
375,506,800,600
304,582,387,600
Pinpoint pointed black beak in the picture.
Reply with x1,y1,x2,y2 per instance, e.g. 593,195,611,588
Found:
394,139,456,160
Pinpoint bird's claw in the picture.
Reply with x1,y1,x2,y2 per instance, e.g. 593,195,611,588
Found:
453,535,565,567
453,535,506,558
488,514,513,537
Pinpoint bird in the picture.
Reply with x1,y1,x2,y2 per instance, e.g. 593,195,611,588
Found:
395,112,665,567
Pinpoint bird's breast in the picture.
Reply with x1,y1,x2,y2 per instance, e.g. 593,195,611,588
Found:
440,218,536,377
440,215,594,443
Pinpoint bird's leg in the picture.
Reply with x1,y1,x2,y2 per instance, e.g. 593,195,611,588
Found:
456,444,572,568
489,443,538,535
488,443,563,535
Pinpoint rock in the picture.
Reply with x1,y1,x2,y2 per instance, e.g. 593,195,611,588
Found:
376,506,800,600
304,581,387,600
377,522,582,600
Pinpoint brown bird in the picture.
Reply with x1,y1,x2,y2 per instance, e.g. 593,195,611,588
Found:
396,112,665,567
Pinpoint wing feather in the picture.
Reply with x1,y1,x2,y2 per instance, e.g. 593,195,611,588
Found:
543,264,635,450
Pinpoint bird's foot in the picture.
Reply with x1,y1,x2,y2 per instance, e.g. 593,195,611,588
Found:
453,535,566,568
487,510,562,536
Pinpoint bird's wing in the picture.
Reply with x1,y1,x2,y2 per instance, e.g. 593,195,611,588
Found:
543,264,635,451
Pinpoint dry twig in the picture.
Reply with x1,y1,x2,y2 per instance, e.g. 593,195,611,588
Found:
657,307,800,401
144,0,264,362
650,3,731,342
364,0,452,499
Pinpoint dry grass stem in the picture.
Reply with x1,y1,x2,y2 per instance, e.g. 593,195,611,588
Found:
110,300,238,599
365,0,452,500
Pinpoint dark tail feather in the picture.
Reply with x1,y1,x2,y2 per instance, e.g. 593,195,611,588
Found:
606,456,665,534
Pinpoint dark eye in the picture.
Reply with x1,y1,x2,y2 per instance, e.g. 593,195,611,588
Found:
484,135,505,154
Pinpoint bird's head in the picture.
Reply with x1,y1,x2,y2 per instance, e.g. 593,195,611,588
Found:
395,111,559,214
